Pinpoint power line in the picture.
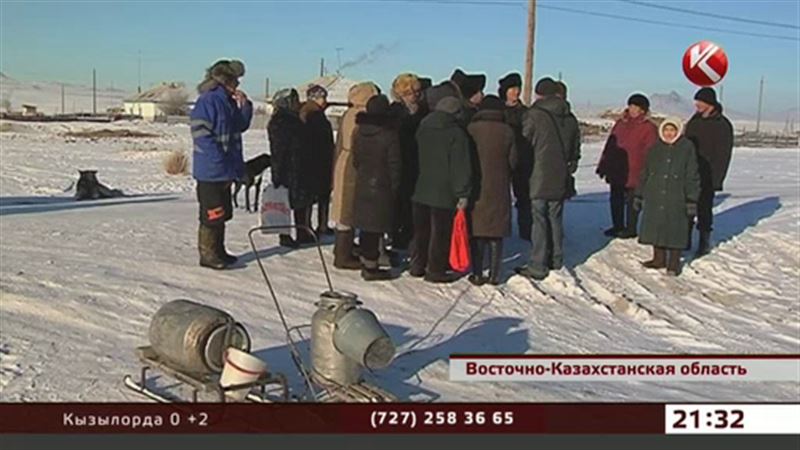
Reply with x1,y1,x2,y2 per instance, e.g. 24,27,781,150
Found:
621,0,800,31
395,0,799,42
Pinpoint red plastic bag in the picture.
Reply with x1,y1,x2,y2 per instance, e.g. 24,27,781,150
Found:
449,209,470,272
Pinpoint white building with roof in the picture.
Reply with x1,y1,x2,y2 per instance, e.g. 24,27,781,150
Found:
123,82,195,121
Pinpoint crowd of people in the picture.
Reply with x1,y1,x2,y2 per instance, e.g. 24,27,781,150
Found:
189,58,734,283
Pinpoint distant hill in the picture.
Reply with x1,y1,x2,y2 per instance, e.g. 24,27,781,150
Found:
0,72,134,114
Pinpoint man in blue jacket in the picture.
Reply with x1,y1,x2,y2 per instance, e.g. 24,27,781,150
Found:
190,59,253,269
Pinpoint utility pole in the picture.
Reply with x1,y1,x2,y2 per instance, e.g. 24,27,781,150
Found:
137,50,142,94
92,68,97,115
320,58,325,77
558,71,562,82
718,83,724,102
265,77,270,100
523,0,537,105
61,83,65,114
756,76,764,134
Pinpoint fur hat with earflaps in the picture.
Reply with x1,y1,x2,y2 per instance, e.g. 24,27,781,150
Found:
272,88,299,111
498,72,522,100
306,84,328,101
391,73,421,102
197,59,242,93
658,116,684,144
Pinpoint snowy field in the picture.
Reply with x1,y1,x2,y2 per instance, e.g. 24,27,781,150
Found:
0,119,798,402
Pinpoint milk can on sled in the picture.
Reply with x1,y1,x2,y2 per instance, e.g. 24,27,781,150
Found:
123,224,397,403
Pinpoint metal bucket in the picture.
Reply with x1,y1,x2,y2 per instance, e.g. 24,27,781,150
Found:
148,299,250,375
333,308,394,370
310,291,362,386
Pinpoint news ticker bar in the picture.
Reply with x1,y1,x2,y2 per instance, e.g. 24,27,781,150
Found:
449,355,800,382
0,403,798,434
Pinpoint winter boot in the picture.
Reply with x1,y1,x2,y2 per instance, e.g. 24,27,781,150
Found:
424,272,461,284
361,257,393,281
514,265,548,281
294,208,316,245
316,201,334,236
216,223,238,264
666,249,682,276
695,230,711,258
198,225,227,270
279,234,299,249
334,230,361,270
378,236,394,268
641,246,666,269
488,239,504,285
469,239,487,286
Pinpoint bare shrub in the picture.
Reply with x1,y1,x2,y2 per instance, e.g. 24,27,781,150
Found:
163,150,189,175
159,91,189,116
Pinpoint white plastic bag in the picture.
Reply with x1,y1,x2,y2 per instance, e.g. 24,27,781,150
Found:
259,183,292,234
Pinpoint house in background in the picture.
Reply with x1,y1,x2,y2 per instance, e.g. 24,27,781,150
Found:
123,82,195,121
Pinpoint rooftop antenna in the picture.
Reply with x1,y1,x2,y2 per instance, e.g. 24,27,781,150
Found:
137,50,142,94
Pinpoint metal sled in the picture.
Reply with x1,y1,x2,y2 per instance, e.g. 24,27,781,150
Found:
248,225,396,403
123,346,290,403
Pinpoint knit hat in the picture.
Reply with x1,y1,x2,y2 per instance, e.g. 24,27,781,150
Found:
498,72,522,100
366,94,391,115
450,68,486,100
535,77,558,96
694,87,718,106
627,93,650,112
306,84,328,100
435,96,462,115
658,116,684,143
272,88,298,110
391,73,421,102
479,94,504,111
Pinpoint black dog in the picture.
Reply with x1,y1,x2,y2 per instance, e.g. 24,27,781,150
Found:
233,154,272,212
75,170,124,201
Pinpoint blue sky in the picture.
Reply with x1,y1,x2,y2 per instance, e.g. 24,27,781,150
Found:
1,0,798,116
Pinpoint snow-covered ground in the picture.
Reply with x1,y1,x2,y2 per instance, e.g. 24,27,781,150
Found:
0,120,798,402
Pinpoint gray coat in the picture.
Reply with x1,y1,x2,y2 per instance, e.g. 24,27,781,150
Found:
637,136,701,249
522,96,581,200
467,110,518,237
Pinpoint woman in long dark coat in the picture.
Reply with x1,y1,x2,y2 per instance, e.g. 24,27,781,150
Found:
636,117,700,276
466,95,517,285
267,88,316,247
352,95,402,281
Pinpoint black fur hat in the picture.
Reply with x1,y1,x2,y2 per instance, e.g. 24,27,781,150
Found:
366,94,391,114
694,87,718,106
498,73,522,100
451,68,486,100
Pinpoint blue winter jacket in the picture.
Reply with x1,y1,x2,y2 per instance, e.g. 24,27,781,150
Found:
190,86,253,182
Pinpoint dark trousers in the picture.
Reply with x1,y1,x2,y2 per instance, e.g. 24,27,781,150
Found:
528,199,564,275
610,184,639,232
317,194,331,230
197,181,233,227
392,196,414,250
512,176,532,241
359,231,382,263
410,202,454,275
695,186,715,232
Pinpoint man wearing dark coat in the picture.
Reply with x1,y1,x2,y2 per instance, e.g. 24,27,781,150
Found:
515,77,581,281
684,87,734,257
300,84,336,236
499,72,533,241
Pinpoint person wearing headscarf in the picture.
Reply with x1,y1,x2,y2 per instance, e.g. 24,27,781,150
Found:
267,88,316,247
466,95,518,285
331,82,380,269
190,59,252,269
635,117,700,276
